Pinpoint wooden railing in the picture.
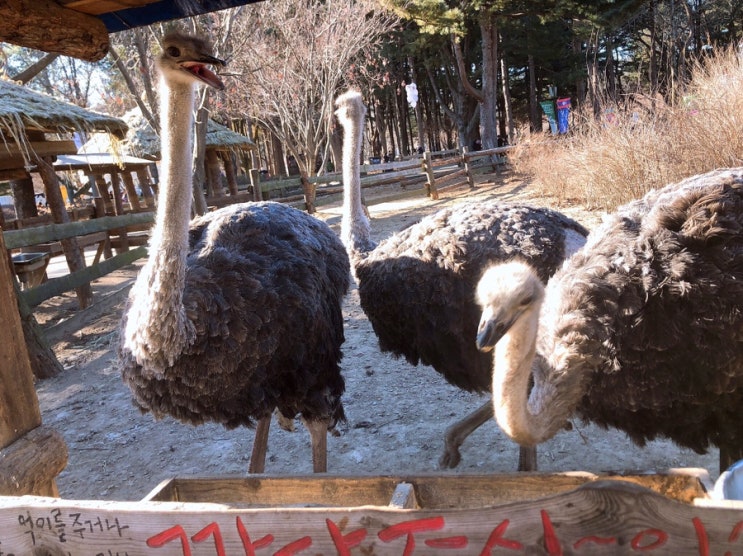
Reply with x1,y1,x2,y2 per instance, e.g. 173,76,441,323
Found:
2,146,510,341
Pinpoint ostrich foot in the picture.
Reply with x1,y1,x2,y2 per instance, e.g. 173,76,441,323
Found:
518,445,537,472
302,417,330,473
439,400,494,469
248,414,271,474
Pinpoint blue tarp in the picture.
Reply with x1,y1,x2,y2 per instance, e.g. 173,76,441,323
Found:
99,0,262,33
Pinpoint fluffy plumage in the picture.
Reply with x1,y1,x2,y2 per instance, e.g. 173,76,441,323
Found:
335,89,588,469
119,33,350,473
477,167,743,472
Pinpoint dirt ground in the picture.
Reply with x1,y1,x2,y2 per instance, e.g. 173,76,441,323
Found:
34,171,719,502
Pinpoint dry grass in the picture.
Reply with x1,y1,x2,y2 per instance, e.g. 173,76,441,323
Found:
511,47,743,211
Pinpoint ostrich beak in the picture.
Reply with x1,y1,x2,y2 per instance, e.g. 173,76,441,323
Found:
180,57,226,90
476,306,517,352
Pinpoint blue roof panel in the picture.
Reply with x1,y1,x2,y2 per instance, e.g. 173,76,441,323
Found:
99,0,261,33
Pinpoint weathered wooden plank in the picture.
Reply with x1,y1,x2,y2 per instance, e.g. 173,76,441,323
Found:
0,140,77,159
20,246,146,307
0,478,741,554
0,425,67,496
143,472,708,507
3,212,154,249
0,233,41,448
0,0,109,61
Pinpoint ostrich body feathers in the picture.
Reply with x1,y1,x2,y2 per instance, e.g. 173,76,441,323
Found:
120,201,350,429
536,167,743,454
356,201,588,393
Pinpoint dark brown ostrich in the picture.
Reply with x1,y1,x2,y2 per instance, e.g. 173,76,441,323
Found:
119,33,350,474
476,167,743,473
335,90,588,471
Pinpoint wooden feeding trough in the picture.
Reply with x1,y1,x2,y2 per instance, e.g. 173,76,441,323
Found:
11,252,50,289
1,469,743,554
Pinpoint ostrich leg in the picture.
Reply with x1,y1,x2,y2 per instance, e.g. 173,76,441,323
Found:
518,445,537,472
248,415,271,473
439,400,493,469
303,417,329,473
439,399,538,471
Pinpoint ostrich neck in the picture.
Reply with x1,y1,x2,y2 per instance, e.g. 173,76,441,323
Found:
153,78,195,252
123,77,196,368
340,109,374,259
491,301,578,446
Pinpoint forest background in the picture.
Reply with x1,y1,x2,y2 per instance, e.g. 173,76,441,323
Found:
1,0,742,213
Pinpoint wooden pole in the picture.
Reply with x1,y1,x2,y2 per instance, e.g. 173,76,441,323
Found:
221,151,239,196
121,171,142,212
462,146,475,189
249,168,262,202
0,231,67,496
136,167,157,209
422,151,438,200
35,155,92,308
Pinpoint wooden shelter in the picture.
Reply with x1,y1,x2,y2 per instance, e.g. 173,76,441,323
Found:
0,78,128,307
125,115,255,198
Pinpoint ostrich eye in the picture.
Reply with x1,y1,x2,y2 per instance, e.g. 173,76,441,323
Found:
165,46,181,57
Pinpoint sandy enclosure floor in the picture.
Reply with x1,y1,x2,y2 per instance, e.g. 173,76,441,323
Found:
34,172,719,502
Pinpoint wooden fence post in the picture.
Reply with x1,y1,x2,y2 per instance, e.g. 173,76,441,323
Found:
461,146,476,189
0,231,67,496
249,168,262,201
421,152,439,200
136,167,157,209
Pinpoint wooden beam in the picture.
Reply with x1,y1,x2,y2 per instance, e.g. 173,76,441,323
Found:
0,140,78,159
20,246,147,307
0,0,109,62
0,167,31,181
3,211,155,250
62,0,156,16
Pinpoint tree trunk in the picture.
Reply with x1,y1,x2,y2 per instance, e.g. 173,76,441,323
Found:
11,53,59,84
478,11,499,149
649,0,659,97
300,173,316,214
528,54,540,132
499,41,515,144
17,292,63,379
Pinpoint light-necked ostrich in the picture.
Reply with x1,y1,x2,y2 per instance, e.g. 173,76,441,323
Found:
476,168,743,473
119,33,350,474
335,89,589,470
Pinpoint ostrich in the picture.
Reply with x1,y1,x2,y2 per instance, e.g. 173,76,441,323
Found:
119,33,350,474
475,167,743,473
334,90,589,470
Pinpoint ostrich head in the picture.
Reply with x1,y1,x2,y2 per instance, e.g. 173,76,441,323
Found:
335,90,367,127
157,32,226,90
475,261,545,352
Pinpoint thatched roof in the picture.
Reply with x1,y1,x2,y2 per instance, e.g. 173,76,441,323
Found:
124,111,254,160
0,78,128,163
0,79,127,140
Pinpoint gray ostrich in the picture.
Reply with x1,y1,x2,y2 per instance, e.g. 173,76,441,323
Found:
334,90,589,470
476,167,743,472
119,33,350,474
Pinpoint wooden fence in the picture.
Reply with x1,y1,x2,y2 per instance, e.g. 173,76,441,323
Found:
2,146,510,342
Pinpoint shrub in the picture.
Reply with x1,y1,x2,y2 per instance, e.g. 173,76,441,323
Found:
511,46,743,211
